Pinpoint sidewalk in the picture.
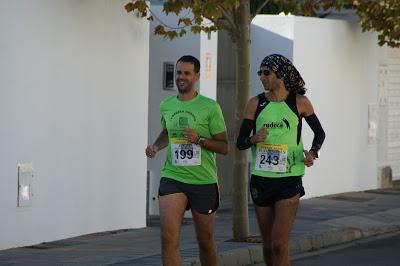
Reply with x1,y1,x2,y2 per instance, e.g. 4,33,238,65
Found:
1,183,400,266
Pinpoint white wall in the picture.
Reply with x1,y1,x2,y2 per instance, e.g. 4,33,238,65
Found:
200,29,219,99
0,0,149,250
252,16,294,78
147,2,218,215
252,15,380,198
377,47,400,178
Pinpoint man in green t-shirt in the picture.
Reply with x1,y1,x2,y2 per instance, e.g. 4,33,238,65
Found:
145,55,228,266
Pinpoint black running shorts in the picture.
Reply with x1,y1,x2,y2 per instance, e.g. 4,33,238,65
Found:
250,175,305,206
158,177,220,214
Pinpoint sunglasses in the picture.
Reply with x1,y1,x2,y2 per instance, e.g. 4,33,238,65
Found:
257,69,271,76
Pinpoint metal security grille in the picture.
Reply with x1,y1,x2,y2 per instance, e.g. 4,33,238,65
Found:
386,48,400,178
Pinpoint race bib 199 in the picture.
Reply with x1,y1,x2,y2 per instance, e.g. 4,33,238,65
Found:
255,143,288,172
171,138,201,166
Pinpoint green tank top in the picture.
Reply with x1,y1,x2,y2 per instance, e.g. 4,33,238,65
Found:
160,94,227,184
251,92,305,178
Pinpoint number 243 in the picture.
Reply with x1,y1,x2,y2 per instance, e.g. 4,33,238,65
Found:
260,154,279,165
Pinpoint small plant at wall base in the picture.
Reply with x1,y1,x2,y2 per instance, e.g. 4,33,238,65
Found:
125,0,400,241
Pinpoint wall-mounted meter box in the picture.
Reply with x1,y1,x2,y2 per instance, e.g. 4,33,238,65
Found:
163,62,175,90
17,162,33,207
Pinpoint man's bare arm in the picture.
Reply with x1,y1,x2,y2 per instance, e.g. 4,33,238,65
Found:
145,129,169,159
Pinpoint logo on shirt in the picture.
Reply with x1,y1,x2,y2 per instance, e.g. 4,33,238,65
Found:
282,118,290,129
263,118,290,130
179,117,189,128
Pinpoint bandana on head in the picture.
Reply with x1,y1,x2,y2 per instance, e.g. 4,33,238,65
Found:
260,54,306,94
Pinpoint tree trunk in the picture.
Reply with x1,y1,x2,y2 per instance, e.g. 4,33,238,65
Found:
232,0,251,241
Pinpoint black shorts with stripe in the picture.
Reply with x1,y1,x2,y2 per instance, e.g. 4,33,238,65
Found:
158,177,220,214
250,175,305,206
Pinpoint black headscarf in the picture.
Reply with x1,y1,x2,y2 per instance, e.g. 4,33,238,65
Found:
260,54,306,95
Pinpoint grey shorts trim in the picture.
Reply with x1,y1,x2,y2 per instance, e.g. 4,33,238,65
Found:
159,177,220,214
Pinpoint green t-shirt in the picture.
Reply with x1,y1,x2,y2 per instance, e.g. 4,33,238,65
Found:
160,94,227,184
251,101,305,178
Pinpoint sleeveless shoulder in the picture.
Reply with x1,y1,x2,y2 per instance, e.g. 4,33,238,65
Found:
255,92,269,120
285,92,299,117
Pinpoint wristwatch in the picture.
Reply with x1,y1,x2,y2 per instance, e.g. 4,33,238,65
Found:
197,137,206,147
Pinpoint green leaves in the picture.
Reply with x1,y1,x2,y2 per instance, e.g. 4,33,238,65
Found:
190,25,202,34
252,0,400,48
125,0,400,47
315,0,400,47
154,25,184,40
125,0,240,40
178,18,192,26
164,1,185,16
154,25,166,35
354,0,400,47
124,1,148,17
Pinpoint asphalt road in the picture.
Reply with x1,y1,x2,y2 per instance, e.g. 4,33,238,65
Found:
252,231,400,266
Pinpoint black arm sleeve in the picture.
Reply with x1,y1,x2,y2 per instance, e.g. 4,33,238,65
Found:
236,119,254,150
304,113,326,152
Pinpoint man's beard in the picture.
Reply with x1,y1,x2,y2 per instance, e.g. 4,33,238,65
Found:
176,81,193,93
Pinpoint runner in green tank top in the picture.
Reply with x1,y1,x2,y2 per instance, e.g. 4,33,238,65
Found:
237,54,325,265
145,55,228,266
250,94,305,178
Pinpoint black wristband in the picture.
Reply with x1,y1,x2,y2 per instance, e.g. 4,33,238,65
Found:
244,137,252,146
236,119,254,150
309,148,319,158
304,113,325,154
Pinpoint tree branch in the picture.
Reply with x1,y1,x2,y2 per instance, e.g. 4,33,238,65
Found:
251,0,271,19
216,4,237,32
217,18,234,33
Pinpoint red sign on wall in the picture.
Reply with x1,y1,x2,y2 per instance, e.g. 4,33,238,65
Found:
205,53,212,81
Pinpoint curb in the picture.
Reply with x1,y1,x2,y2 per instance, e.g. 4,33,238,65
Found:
183,225,400,266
